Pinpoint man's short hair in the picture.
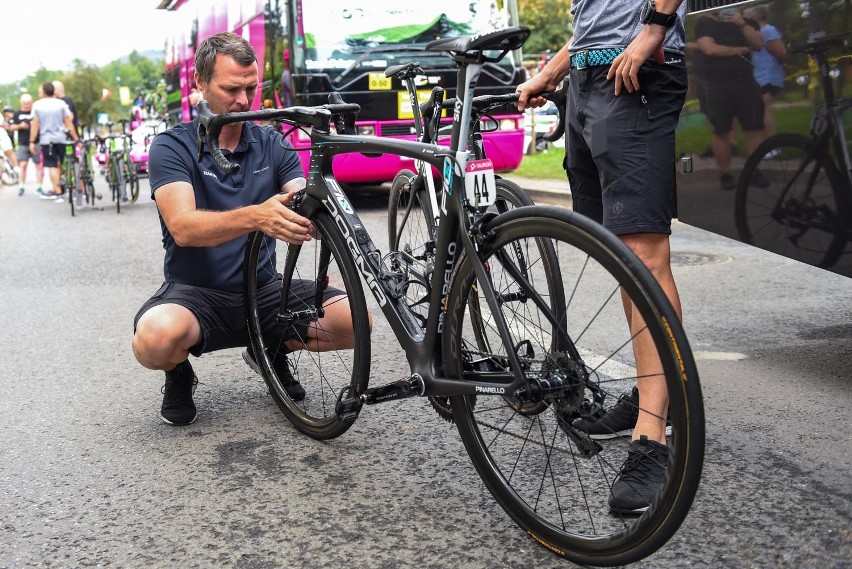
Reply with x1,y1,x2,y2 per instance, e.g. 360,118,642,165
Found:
42,82,55,97
195,32,256,85
20,93,33,105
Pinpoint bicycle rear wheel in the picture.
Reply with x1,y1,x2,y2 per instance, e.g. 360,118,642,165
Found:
244,209,371,440
735,133,848,268
1,158,18,185
125,161,140,203
388,169,433,326
443,207,704,566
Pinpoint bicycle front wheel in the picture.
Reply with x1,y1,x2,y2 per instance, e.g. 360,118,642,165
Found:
443,207,704,566
735,133,848,268
244,209,371,440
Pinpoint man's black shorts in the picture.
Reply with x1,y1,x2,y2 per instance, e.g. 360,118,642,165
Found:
134,280,342,357
564,57,687,235
40,143,66,168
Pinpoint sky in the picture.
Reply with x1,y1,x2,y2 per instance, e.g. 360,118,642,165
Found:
1,0,177,85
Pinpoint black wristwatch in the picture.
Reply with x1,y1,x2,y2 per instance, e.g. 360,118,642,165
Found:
640,0,677,28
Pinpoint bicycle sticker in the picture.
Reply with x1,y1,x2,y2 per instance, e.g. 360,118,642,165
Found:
464,158,497,207
440,156,454,215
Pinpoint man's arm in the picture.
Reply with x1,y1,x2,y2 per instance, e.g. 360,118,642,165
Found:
516,41,571,111
28,116,39,148
695,36,752,57
607,0,686,95
63,113,78,141
154,177,312,248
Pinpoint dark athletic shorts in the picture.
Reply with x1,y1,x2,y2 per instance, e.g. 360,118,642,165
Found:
133,279,342,357
697,79,765,135
40,143,66,168
760,84,782,97
564,56,687,235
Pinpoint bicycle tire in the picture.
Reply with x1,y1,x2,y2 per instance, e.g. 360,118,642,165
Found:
244,209,371,440
388,169,433,327
126,162,140,203
1,159,18,186
735,133,848,268
443,207,704,566
114,161,125,214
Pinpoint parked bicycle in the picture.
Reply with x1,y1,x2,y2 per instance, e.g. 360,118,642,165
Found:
198,27,704,566
98,126,139,214
736,35,852,268
385,61,568,418
58,137,83,216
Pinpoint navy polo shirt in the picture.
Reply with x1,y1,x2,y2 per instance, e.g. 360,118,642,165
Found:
148,120,303,292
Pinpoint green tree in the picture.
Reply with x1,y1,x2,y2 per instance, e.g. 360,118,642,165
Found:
62,64,112,132
519,0,573,57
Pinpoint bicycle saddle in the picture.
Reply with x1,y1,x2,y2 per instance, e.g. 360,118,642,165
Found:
425,26,530,55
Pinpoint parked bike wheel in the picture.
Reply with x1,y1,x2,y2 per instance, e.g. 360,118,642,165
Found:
443,207,704,566
244,209,371,440
125,162,140,203
388,169,434,326
735,133,848,268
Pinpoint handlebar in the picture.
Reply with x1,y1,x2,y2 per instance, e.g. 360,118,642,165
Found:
418,80,569,143
195,96,361,175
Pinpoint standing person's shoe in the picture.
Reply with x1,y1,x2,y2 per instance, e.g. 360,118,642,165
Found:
18,187,25,196
39,189,57,200
160,360,198,426
749,169,770,188
720,173,736,191
573,387,640,439
573,386,672,440
243,346,305,401
608,435,669,515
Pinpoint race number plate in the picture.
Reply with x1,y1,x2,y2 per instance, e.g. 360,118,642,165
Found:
464,158,497,207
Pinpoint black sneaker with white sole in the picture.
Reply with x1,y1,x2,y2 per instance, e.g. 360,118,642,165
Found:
608,435,669,515
572,386,672,440
243,346,305,401
160,360,198,426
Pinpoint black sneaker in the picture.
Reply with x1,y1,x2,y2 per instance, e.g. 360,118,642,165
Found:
608,435,669,514
243,347,305,401
160,360,198,426
573,387,672,440
573,387,639,440
720,173,736,191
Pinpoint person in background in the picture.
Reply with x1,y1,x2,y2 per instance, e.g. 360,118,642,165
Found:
9,94,45,196
744,4,787,139
516,0,688,514
279,49,294,107
692,7,766,190
0,116,20,180
52,81,80,139
29,82,77,201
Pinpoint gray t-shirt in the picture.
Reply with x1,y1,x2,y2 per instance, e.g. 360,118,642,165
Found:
31,97,71,145
570,0,686,54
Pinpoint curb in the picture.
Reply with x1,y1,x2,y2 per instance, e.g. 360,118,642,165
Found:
500,174,571,207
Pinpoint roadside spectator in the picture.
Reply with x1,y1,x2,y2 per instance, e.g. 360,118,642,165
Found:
693,7,767,190
131,32,361,426
9,94,45,196
744,4,787,138
29,82,78,201
52,81,80,139
516,0,688,513
280,49,294,107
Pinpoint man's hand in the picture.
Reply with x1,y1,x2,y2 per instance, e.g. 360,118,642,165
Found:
607,25,667,95
255,191,313,245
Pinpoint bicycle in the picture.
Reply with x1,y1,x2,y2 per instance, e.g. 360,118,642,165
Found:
198,27,704,566
1,154,18,186
385,61,568,418
58,137,83,216
98,128,139,214
735,35,852,268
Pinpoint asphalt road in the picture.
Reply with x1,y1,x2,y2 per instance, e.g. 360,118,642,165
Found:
1,175,849,568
